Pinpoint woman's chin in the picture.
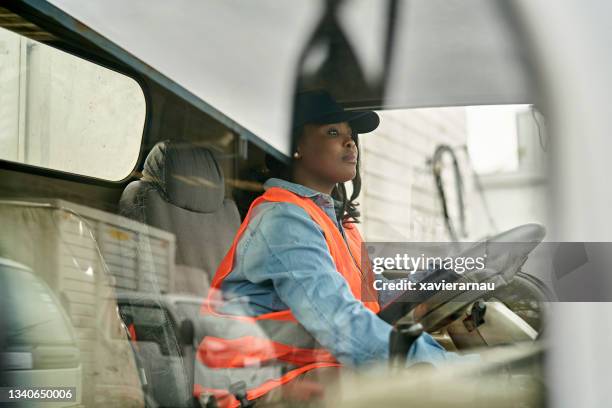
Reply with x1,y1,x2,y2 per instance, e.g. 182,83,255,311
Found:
337,169,357,183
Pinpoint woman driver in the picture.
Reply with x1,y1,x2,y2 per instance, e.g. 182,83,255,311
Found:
195,90,457,407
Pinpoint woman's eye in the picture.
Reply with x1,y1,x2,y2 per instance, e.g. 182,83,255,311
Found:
328,128,339,137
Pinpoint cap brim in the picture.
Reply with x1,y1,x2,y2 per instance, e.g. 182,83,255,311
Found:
317,110,380,134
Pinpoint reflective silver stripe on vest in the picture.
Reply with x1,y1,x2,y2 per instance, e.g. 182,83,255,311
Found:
196,313,324,350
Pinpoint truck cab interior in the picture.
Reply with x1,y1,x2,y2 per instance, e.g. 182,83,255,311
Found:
2,1,611,407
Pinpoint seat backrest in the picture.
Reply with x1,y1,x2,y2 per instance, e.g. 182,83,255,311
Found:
119,141,240,295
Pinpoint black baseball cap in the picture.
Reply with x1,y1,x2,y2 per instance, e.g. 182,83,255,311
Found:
292,90,380,133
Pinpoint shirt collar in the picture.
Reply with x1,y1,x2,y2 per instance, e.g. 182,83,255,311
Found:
264,178,322,198
264,178,343,215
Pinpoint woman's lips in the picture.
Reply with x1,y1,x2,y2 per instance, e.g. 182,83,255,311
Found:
343,152,358,163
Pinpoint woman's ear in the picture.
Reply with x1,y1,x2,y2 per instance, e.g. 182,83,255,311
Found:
292,126,306,155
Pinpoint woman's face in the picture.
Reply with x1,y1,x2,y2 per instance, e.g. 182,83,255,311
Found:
294,121,358,186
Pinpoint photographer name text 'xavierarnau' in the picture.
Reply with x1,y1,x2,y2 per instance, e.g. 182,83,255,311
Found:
373,279,496,292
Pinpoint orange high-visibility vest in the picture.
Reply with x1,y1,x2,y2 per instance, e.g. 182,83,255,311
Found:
194,187,380,407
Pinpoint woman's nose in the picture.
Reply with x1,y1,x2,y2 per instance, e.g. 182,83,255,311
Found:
344,135,356,148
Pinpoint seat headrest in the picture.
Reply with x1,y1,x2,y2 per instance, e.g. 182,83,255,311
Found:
142,141,225,213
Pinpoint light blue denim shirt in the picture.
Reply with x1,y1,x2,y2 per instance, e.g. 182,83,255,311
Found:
220,178,458,367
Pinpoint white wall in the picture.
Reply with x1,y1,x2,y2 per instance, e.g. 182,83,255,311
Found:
359,107,471,242
0,28,25,160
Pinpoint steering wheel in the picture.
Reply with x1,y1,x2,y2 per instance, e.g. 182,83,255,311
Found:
404,223,546,333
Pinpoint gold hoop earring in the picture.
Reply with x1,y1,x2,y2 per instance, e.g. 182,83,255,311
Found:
293,151,300,159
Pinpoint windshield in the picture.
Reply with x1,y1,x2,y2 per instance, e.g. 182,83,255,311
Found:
1,0,595,406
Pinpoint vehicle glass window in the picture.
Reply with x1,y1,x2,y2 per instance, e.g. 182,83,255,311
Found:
0,0,561,405
0,26,145,180
1,265,74,345
360,105,548,242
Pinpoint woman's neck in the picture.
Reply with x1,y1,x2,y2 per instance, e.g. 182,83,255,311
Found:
292,170,335,196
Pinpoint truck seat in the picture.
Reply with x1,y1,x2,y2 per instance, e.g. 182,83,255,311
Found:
119,140,240,295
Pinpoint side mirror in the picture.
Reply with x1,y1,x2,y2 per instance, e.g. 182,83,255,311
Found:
179,319,194,346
